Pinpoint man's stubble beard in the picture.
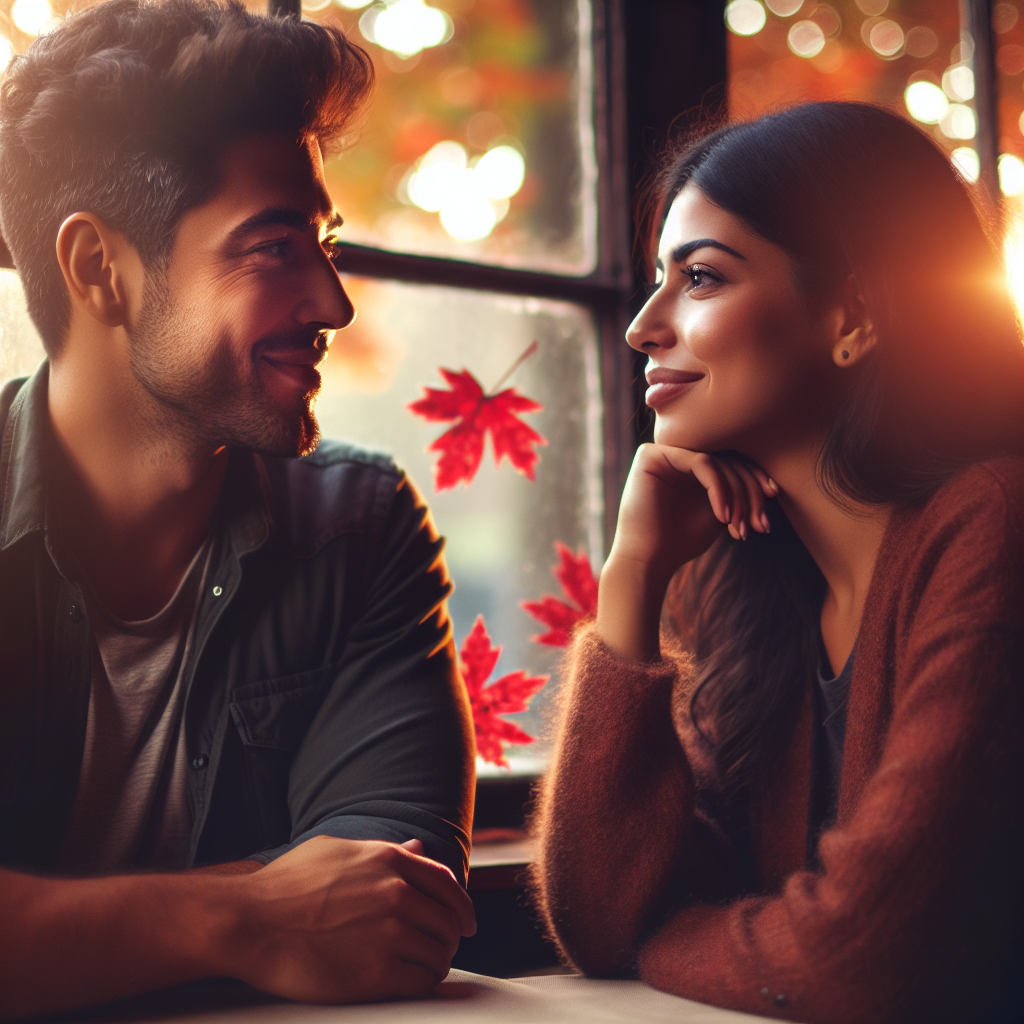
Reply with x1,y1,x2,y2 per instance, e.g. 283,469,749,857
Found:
126,273,321,458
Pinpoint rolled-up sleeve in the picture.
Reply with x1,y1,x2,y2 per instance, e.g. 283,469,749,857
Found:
251,474,475,883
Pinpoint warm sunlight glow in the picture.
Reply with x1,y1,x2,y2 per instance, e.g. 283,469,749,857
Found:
10,0,51,36
1004,209,1024,316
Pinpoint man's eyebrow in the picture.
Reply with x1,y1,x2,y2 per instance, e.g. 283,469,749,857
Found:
670,238,747,263
226,207,343,245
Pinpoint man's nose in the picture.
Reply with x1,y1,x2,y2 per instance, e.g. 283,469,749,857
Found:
300,252,356,330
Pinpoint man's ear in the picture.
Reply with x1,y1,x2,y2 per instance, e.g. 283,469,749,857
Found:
830,274,877,368
54,213,143,330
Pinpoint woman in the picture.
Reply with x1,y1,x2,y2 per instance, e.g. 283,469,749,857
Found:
533,103,1023,1024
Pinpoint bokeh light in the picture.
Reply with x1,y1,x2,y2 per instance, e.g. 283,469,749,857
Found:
473,146,526,201
11,0,52,36
788,20,825,57
360,0,453,59
905,80,948,124
0,38,13,69
854,0,888,14
951,146,980,182
998,153,1024,195
868,20,904,57
766,0,803,14
905,26,939,58
941,63,974,101
725,0,767,37
404,140,525,242
940,103,977,140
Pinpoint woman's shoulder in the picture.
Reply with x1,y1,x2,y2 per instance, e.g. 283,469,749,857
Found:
912,456,1024,535
883,456,1023,603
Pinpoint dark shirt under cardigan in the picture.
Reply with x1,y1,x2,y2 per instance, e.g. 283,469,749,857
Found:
0,364,474,880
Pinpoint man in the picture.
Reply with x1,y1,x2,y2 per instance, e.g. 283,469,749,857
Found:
0,0,476,1018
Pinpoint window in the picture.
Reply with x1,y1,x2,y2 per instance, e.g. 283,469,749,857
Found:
0,0,635,780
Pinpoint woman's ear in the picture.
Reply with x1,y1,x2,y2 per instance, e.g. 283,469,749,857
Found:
831,274,877,368
55,213,142,330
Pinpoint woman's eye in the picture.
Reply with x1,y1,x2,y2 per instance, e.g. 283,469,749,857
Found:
685,264,719,291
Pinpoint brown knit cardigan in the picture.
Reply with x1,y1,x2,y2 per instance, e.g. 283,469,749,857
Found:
533,458,1023,1024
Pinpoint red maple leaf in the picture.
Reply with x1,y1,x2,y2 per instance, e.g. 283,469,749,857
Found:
407,342,547,491
521,542,598,647
459,615,548,768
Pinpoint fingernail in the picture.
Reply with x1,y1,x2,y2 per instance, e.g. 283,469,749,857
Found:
723,504,731,523
768,478,778,493
739,520,748,541
761,512,771,533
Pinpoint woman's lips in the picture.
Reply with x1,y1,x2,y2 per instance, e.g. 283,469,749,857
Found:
644,368,704,410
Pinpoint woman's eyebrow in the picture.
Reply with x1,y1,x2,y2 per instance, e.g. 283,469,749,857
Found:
671,238,747,263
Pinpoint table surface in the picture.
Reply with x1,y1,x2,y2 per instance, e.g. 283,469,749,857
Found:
52,971,791,1024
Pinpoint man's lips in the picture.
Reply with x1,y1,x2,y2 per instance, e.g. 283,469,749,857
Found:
261,349,326,391
645,367,704,409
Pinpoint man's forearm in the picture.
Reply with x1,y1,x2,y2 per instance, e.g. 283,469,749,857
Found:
0,865,243,1022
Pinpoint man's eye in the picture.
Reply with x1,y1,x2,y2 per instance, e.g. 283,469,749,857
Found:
253,239,290,259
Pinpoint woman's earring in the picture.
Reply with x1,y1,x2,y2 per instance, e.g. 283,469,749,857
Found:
841,350,850,360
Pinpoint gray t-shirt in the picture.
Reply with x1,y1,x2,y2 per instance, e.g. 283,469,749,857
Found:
58,542,211,873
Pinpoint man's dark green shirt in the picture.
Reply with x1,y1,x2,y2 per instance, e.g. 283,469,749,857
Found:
0,365,474,880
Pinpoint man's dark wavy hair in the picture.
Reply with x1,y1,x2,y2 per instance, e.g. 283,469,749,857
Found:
0,0,374,356
648,102,1024,797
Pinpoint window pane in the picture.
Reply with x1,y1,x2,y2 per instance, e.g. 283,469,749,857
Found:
727,2,970,162
311,0,597,275
993,1,1024,312
319,277,604,772
0,270,45,382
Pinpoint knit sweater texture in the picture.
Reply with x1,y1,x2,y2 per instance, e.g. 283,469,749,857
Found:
533,458,1023,1024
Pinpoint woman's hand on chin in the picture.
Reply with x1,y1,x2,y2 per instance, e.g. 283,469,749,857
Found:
596,444,776,662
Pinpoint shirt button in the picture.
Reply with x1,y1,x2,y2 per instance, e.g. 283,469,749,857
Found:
68,604,81,620
760,988,769,999
191,754,208,769
212,585,223,597
774,993,788,1008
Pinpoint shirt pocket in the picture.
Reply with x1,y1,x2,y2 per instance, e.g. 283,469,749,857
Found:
228,668,331,848
229,667,331,751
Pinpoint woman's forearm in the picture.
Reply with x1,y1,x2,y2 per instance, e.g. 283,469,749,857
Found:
596,553,675,662
532,624,695,976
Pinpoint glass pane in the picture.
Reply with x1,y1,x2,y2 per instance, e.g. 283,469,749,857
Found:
313,0,597,275
727,1,971,163
993,2,1024,311
1,0,597,274
0,269,45,383
319,277,604,773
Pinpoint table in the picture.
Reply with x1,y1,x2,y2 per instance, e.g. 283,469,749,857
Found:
57,972,791,1024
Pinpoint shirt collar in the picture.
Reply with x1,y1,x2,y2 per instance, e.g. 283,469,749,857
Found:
0,360,273,558
0,361,49,551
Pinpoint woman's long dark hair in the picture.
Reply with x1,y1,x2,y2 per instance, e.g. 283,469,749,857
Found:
652,102,1024,795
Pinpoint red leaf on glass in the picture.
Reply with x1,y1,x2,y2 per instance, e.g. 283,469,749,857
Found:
459,615,548,768
521,542,598,647
408,341,547,491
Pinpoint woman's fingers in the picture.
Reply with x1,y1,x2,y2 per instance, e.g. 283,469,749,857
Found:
731,460,770,535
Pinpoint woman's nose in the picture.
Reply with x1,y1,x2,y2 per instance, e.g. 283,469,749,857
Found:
625,296,675,353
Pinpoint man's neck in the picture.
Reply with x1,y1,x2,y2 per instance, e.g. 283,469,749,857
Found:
47,347,228,622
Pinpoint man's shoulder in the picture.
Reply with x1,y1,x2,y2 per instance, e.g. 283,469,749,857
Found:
258,439,415,560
